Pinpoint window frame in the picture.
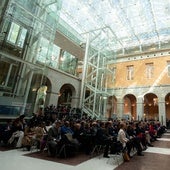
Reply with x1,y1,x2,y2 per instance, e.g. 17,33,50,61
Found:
6,21,27,48
167,61,170,77
127,65,134,80
145,62,154,79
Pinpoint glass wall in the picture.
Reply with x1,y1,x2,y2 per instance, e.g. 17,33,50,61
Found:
0,59,18,94
7,22,27,48
59,50,78,75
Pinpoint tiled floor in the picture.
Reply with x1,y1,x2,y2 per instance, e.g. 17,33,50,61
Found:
0,130,170,170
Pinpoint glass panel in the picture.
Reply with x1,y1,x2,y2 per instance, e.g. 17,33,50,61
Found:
0,0,6,16
6,21,27,48
36,38,61,69
0,61,10,86
50,44,60,68
7,65,18,88
7,22,20,44
37,37,50,63
41,0,170,53
13,0,37,15
17,28,27,48
59,50,78,75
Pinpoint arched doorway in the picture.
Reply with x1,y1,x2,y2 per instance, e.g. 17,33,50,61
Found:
57,84,76,118
123,94,136,120
144,93,158,120
58,84,75,107
27,74,51,115
165,93,170,120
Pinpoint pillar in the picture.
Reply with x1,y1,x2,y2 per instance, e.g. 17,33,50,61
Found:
137,97,144,121
117,98,123,119
158,97,166,125
47,92,59,106
71,96,80,108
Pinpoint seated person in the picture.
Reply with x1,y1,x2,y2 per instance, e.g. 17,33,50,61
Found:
60,121,73,136
39,121,52,151
47,120,62,157
96,122,112,158
126,123,143,156
33,122,45,149
117,122,133,158
0,120,13,145
22,122,35,150
79,122,95,154
8,115,25,148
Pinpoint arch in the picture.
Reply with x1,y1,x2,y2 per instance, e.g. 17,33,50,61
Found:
165,93,170,120
57,83,76,107
123,94,137,120
143,93,158,120
27,74,52,115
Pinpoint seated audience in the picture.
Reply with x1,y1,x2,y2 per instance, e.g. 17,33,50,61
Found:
47,120,62,157
8,115,25,148
117,122,133,158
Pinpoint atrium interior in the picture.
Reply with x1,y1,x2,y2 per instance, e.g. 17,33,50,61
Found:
0,0,170,122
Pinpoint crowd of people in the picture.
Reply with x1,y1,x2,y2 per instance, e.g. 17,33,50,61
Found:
0,105,167,162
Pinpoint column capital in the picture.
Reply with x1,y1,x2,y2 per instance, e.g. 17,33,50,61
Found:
136,96,144,103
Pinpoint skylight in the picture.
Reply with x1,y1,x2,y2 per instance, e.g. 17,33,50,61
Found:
44,0,170,52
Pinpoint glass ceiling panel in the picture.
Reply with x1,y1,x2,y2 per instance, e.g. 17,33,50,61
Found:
43,0,170,52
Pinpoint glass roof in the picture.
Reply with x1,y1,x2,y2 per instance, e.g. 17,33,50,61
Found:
43,0,170,52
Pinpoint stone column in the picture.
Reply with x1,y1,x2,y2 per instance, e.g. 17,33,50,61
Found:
48,92,59,106
71,96,80,108
117,98,123,119
137,97,144,121
158,98,166,125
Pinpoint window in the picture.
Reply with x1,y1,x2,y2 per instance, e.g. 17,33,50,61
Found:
111,67,116,82
127,65,134,80
59,50,78,75
0,60,18,92
7,22,27,48
146,63,154,79
17,28,27,47
0,61,10,86
7,22,20,44
36,38,61,69
167,61,170,77
7,65,18,88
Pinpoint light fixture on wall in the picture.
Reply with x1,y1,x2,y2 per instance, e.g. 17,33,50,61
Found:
32,88,37,92
103,96,107,100
153,98,158,106
57,92,61,96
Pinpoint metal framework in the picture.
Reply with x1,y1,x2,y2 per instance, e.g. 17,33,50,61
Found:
80,27,115,119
